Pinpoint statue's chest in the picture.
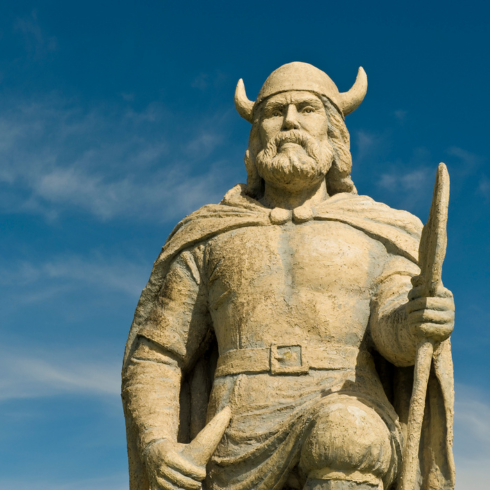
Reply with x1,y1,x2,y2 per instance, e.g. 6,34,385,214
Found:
205,221,386,295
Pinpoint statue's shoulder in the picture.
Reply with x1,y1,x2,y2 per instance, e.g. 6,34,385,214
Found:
325,192,423,234
180,184,267,222
317,192,423,263
163,184,269,252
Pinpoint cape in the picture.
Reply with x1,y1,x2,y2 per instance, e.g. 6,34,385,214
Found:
122,184,455,490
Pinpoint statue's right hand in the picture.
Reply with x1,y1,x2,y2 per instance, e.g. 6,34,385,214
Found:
145,439,206,490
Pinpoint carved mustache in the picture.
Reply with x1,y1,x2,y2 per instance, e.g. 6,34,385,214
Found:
262,130,321,161
271,130,314,150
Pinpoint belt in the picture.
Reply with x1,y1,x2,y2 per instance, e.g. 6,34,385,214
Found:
215,343,374,377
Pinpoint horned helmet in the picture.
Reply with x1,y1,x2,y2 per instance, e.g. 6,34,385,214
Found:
234,61,367,122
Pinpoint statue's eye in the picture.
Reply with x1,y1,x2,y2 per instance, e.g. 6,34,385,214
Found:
272,110,282,117
302,107,314,114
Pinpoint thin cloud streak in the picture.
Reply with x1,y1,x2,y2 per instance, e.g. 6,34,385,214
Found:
14,10,58,60
377,165,433,214
374,144,486,214
0,474,128,490
0,253,150,324
477,174,490,198
0,373,488,488
0,94,237,222
0,254,150,299
453,383,490,489
0,348,121,401
394,110,407,122
446,146,483,173
378,168,431,192
354,130,386,163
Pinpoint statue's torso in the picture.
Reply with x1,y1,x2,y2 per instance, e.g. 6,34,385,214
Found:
204,220,389,354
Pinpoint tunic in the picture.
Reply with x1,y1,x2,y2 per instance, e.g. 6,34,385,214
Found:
137,218,419,489
122,185,455,490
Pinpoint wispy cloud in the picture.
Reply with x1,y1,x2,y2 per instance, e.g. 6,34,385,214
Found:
0,251,151,328
0,94,238,222
394,110,407,122
0,474,128,490
120,92,135,102
185,129,224,158
354,130,386,163
477,174,490,198
377,165,433,215
376,145,486,212
0,253,149,300
0,372,488,489
14,10,57,59
190,70,228,90
454,383,490,489
446,146,483,173
454,384,490,451
0,347,120,401
378,167,431,192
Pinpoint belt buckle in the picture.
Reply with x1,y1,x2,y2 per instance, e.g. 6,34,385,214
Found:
270,343,309,375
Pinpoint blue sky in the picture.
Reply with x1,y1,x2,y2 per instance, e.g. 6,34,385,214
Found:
0,1,489,489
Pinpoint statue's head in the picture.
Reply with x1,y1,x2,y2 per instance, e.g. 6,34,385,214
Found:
234,62,367,198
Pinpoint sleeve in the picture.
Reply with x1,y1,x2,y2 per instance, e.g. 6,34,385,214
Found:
370,255,421,367
138,244,211,368
121,244,211,452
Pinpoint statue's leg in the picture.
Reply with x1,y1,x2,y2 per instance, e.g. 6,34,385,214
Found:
299,396,394,490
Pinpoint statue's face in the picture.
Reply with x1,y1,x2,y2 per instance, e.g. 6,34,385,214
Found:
258,91,329,146
254,91,333,192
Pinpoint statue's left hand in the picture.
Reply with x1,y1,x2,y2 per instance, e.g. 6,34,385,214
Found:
406,277,455,343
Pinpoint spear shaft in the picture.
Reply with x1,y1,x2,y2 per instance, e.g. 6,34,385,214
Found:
399,163,450,490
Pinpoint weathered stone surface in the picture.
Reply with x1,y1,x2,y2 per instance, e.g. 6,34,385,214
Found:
122,62,455,490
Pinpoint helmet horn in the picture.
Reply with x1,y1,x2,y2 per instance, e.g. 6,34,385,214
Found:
339,67,368,116
234,79,254,123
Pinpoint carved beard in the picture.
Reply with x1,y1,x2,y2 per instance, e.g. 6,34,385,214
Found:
255,130,334,190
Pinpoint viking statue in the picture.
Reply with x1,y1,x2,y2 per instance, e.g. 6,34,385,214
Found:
122,62,455,490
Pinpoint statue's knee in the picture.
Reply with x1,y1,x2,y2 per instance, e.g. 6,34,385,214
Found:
299,399,392,481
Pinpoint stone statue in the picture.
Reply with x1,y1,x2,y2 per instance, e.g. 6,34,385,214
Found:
122,62,455,490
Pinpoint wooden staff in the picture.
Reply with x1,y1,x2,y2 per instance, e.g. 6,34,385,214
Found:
399,163,450,490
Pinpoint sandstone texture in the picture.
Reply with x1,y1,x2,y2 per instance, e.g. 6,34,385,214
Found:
122,62,455,490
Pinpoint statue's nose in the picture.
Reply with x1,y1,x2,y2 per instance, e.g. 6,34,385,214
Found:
282,105,300,130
